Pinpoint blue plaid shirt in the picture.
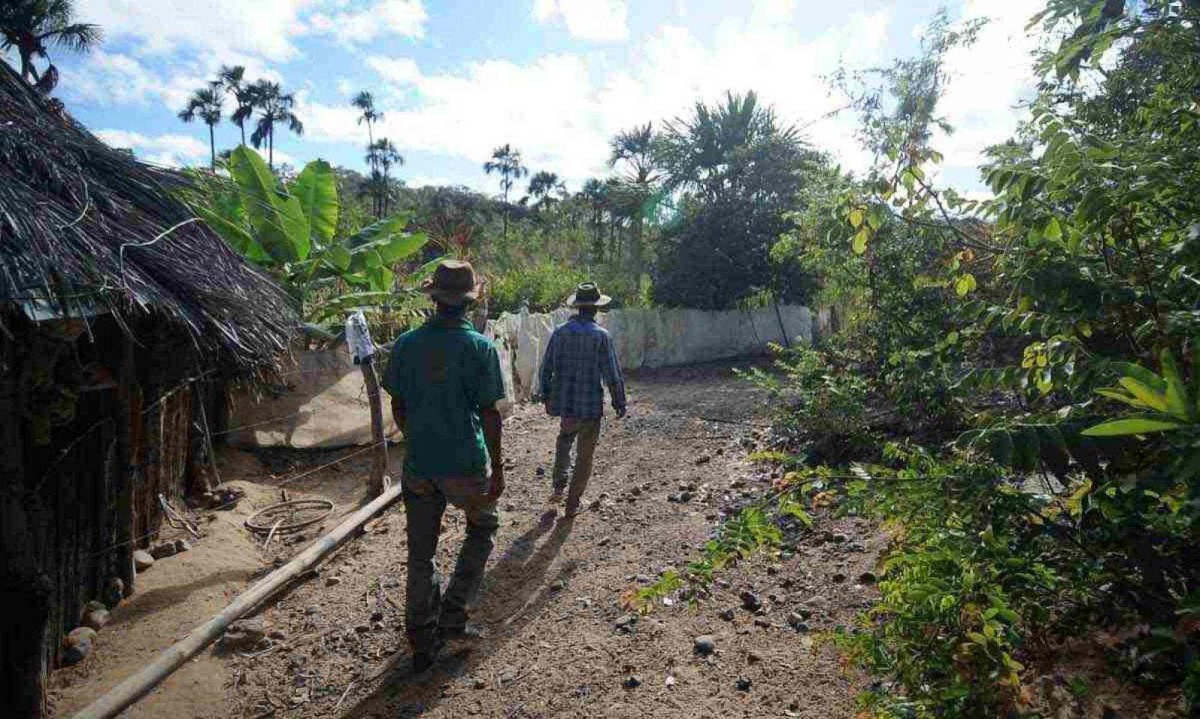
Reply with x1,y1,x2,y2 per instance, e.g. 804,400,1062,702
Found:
539,315,626,419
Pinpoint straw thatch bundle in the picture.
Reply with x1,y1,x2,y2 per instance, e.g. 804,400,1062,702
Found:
0,61,294,371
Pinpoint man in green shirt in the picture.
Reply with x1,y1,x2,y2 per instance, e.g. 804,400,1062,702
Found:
384,260,506,674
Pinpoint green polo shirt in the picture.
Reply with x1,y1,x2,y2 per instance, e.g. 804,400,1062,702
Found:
383,316,505,480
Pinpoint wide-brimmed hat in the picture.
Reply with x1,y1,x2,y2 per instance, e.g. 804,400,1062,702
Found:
421,259,481,306
567,282,612,308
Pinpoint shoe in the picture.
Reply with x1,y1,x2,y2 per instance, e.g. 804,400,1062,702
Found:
411,635,445,675
439,624,486,641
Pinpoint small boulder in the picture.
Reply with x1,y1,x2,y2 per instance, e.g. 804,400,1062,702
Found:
221,617,266,649
150,542,177,560
753,617,773,629
133,550,155,572
63,627,98,665
740,591,762,611
718,608,736,622
82,608,111,630
693,635,716,656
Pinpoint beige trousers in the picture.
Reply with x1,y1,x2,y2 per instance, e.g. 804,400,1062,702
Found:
551,417,602,512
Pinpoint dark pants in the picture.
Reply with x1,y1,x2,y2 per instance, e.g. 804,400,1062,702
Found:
402,474,499,652
552,416,602,512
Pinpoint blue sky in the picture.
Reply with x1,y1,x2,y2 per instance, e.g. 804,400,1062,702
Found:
24,0,1046,195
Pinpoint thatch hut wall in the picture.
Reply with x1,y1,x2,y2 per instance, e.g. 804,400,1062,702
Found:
0,60,296,717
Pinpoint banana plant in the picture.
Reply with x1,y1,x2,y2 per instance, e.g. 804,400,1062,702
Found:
191,146,433,327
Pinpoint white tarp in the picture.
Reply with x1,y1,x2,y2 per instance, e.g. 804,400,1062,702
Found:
228,304,810,448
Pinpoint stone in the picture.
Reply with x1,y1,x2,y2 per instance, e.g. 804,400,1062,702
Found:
718,608,736,622
535,467,546,477
740,591,762,611
831,572,847,584
174,539,191,553
665,675,677,688
268,629,287,641
62,629,95,665
354,624,370,633
103,577,124,606
695,455,711,465
734,677,752,692
792,621,811,634
754,618,773,629
370,610,384,622
614,614,637,630
598,537,611,547
82,609,111,630
747,651,762,663
551,579,566,592
622,675,642,689
790,608,812,623
325,576,342,587
858,572,878,585
222,617,267,649
832,533,849,544
693,635,716,656
848,541,867,553
305,607,320,615
133,550,155,572
150,542,177,560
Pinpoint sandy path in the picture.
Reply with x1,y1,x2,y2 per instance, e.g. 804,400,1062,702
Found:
55,364,880,718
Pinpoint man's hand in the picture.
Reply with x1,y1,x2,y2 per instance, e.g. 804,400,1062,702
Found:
487,465,506,500
615,405,627,419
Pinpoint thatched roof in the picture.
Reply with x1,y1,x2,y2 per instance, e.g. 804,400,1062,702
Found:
0,61,295,371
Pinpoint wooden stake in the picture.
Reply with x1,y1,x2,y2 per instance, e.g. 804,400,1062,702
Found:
69,482,404,719
359,354,388,496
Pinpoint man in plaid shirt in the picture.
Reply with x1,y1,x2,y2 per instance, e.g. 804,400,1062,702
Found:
538,282,627,518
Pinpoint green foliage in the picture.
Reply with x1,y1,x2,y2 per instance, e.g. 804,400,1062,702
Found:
187,146,430,328
830,448,1064,717
652,92,829,310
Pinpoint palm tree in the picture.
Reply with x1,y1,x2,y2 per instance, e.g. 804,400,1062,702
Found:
218,65,254,146
608,122,661,273
483,143,528,240
353,91,382,151
0,0,102,93
527,170,566,212
580,177,607,260
177,82,224,169
248,80,303,170
367,138,403,216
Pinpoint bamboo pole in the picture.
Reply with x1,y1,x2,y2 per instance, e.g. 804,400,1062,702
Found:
70,481,404,719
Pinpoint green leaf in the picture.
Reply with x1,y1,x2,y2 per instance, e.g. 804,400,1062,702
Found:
1082,418,1185,437
228,146,310,262
988,430,1014,467
1117,377,1170,413
325,245,352,272
955,273,977,297
193,204,269,262
848,207,865,229
1159,350,1191,421
1044,216,1063,241
289,160,339,244
852,227,870,255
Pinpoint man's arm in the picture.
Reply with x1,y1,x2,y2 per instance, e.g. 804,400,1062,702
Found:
391,396,407,435
481,404,504,499
538,331,557,413
600,332,627,418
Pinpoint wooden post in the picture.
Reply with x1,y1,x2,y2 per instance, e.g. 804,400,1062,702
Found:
70,482,405,719
360,355,388,496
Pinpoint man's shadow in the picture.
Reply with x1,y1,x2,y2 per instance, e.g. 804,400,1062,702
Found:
341,510,578,717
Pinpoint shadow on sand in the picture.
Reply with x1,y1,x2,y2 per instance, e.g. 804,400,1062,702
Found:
340,509,579,717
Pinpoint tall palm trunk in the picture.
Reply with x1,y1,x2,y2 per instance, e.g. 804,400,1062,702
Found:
268,124,274,170
239,121,246,146
208,123,216,170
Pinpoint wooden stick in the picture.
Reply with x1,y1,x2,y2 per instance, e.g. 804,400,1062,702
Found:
70,482,404,719
359,354,389,496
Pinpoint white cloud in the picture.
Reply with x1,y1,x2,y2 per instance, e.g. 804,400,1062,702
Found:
534,0,629,42
366,56,422,85
299,3,897,185
933,0,1043,174
76,0,313,60
305,0,428,45
93,129,210,166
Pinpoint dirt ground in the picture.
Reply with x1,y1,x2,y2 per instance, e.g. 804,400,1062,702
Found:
52,363,882,718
